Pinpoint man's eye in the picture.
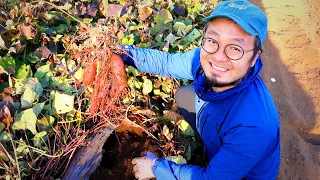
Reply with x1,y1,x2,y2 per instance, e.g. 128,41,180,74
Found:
231,46,241,52
207,39,216,44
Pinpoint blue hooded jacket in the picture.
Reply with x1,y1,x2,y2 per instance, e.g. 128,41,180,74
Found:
122,45,280,180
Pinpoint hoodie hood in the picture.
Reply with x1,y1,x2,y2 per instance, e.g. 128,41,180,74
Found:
192,48,263,102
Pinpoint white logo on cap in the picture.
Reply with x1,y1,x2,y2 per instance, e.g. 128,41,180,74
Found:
229,3,247,10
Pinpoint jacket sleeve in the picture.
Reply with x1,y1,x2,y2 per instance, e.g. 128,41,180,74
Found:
121,45,197,80
152,126,277,180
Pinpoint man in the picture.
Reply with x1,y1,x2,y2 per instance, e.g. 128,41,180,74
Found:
122,0,280,179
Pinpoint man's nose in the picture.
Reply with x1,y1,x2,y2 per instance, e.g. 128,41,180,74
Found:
212,47,229,62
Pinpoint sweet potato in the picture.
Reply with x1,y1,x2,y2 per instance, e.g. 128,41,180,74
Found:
110,54,127,92
82,62,97,86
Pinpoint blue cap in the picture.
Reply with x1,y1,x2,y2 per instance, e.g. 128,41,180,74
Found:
204,0,268,44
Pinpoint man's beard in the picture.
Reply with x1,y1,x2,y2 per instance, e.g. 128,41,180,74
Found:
205,69,250,88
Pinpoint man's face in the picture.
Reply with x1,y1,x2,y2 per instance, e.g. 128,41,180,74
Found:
200,18,259,91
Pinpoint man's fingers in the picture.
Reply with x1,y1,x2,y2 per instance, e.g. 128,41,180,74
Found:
132,158,137,165
132,164,138,173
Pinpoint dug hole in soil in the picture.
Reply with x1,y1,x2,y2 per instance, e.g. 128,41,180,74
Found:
90,131,161,180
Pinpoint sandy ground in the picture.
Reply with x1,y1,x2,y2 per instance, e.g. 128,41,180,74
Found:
250,0,320,179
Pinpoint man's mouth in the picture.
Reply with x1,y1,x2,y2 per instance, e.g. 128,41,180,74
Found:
210,63,228,72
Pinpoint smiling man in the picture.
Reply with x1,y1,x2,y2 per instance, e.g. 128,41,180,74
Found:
122,0,280,179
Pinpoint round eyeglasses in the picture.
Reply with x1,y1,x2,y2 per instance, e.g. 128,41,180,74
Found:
201,37,255,61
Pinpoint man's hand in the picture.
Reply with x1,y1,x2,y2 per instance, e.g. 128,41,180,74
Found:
132,152,158,180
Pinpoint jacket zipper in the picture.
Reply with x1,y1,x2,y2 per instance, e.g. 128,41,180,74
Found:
200,114,209,136
197,100,208,133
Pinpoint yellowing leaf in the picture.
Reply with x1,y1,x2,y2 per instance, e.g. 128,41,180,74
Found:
178,119,194,136
155,9,173,24
54,92,74,114
162,124,173,140
0,35,7,50
58,3,72,11
166,155,187,164
37,116,55,132
142,78,153,95
139,6,153,21
74,67,84,80
17,24,36,40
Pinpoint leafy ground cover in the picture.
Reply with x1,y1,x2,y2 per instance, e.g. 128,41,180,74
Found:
0,0,219,179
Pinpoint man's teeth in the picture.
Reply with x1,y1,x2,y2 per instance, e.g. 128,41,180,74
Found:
211,64,228,72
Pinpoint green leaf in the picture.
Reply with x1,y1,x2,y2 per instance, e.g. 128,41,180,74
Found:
21,78,43,107
26,54,40,64
0,56,16,74
173,21,186,32
186,28,202,42
12,108,38,135
54,92,74,114
50,76,73,93
0,82,8,93
21,87,36,109
53,24,68,34
32,131,47,147
16,140,28,155
0,122,5,132
178,119,194,136
166,155,187,164
0,131,11,142
154,9,173,24
34,64,50,79
142,78,153,95
14,79,25,94
34,64,52,87
33,102,45,116
164,33,180,44
150,24,166,35
186,145,192,161
14,62,32,79
126,66,139,76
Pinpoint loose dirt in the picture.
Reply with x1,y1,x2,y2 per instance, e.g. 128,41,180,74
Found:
90,131,162,180
251,0,320,179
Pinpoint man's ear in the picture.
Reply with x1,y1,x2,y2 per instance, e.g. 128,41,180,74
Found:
250,50,262,67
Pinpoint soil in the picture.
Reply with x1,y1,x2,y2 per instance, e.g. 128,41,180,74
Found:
90,131,162,180
91,0,320,179
251,0,320,179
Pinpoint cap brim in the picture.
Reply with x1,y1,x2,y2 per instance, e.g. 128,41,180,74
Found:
204,13,257,37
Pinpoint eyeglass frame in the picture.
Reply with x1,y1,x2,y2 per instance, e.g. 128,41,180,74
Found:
200,37,255,61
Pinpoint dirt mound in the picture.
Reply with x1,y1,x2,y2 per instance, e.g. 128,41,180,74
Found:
251,0,320,179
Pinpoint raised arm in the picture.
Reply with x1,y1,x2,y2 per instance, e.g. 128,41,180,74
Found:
121,45,199,80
